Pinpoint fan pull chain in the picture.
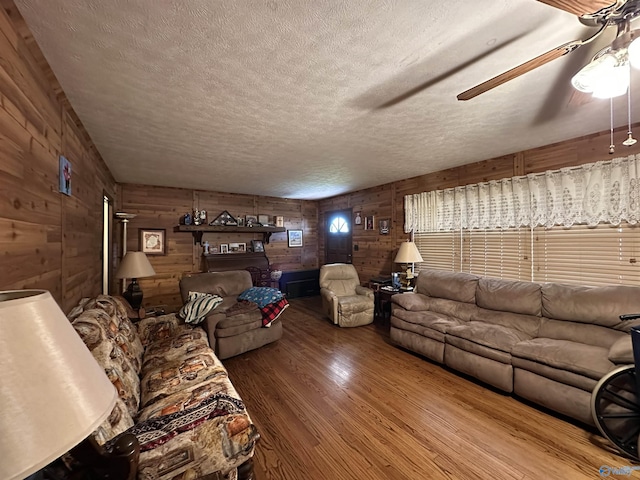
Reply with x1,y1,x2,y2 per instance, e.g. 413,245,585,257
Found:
609,97,615,154
623,71,637,147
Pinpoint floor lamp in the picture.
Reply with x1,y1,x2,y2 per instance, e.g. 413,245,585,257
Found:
115,212,137,293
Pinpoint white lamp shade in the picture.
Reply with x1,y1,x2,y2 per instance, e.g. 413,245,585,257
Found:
394,241,424,264
115,251,156,279
0,290,117,480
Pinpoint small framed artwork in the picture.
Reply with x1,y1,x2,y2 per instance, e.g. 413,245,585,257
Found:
238,242,247,252
220,244,229,254
229,242,240,253
210,246,219,254
246,215,258,227
59,155,72,196
275,215,284,228
364,215,375,230
288,229,303,248
379,218,390,235
258,214,270,226
252,239,265,252
354,212,362,225
140,228,166,255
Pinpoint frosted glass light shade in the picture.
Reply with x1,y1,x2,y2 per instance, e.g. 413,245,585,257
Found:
0,290,117,480
115,251,156,279
394,241,424,264
571,51,629,99
629,37,640,69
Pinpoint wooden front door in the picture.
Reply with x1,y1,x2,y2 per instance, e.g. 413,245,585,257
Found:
325,209,352,264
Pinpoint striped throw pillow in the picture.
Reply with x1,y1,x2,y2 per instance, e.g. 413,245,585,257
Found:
179,291,223,324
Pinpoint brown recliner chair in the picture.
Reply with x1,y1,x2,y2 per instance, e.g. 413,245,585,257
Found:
179,270,283,359
319,263,374,327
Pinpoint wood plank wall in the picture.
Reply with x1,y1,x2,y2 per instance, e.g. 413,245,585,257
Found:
319,125,640,284
119,184,318,313
0,4,117,312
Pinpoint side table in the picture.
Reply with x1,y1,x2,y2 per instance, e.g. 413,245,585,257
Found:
374,288,401,320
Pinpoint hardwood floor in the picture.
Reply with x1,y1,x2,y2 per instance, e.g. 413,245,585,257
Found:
224,297,638,480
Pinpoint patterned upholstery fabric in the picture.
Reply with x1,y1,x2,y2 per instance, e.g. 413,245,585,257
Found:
69,296,258,479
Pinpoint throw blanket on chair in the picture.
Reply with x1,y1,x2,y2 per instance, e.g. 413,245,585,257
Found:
260,298,289,327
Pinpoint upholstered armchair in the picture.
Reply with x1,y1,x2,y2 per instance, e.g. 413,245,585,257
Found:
319,263,375,327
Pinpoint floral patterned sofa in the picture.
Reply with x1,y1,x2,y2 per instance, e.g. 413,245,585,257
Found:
68,294,259,480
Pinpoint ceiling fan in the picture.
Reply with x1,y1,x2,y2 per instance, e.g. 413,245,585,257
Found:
457,0,640,101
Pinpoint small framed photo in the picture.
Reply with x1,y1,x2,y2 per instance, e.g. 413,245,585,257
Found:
364,215,375,230
379,218,390,235
229,242,240,253
237,216,245,227
140,228,166,255
210,246,219,254
220,244,229,254
288,229,303,248
238,242,247,252
252,239,264,252
258,214,270,226
275,215,284,228
246,215,258,227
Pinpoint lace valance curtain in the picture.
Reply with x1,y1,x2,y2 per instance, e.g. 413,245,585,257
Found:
404,154,640,233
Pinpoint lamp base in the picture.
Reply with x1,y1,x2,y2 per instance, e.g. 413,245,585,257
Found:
122,278,143,310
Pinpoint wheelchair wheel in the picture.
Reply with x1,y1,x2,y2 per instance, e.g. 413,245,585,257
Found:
591,365,640,460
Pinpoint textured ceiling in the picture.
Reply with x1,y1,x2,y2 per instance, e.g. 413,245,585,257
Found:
13,0,640,199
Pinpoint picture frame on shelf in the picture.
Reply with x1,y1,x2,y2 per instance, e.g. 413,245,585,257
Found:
288,229,303,248
252,239,265,252
229,242,240,253
238,243,247,253
210,246,219,254
237,216,245,227
275,215,284,228
258,214,270,226
246,215,258,227
139,228,166,255
220,244,229,254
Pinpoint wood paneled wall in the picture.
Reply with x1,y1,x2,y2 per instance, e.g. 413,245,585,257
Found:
0,4,117,312
320,125,640,284
119,184,318,313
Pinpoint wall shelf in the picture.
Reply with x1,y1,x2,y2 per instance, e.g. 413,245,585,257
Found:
175,225,286,244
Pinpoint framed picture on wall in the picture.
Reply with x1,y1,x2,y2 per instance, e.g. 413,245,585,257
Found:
379,218,390,235
364,215,374,230
252,240,265,252
288,229,303,247
139,228,166,255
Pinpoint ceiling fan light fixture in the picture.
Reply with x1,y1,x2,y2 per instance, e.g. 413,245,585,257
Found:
592,61,630,99
628,36,640,69
571,52,618,93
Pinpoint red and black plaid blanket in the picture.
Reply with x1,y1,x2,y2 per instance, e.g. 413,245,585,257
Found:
260,298,289,327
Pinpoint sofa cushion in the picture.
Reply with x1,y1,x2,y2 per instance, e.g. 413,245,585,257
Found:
476,277,541,316
137,314,189,346
142,330,211,372
447,321,532,353
139,351,228,408
538,318,625,349
391,293,432,311
419,297,478,322
511,357,598,392
445,335,512,364
471,308,541,338
608,335,634,364
179,292,223,324
392,309,462,334
391,316,447,343
511,338,614,380
542,283,640,329
416,269,479,303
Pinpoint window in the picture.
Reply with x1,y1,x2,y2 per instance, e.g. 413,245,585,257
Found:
416,222,640,287
329,216,349,233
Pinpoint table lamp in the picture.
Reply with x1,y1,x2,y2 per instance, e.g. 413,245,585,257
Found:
115,251,156,310
394,241,424,289
0,290,117,480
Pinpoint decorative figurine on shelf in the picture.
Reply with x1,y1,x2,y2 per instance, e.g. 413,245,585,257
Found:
203,241,210,255
193,209,202,226
184,212,192,225
199,210,207,224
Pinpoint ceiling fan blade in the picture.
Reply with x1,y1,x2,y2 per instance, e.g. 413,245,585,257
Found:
537,0,617,17
457,41,581,101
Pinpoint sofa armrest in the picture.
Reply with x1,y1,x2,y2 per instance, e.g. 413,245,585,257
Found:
608,335,634,364
355,285,374,299
392,293,432,312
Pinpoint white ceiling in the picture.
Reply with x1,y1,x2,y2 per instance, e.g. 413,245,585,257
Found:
13,0,640,199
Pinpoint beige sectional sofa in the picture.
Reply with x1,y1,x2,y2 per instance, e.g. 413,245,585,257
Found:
390,269,640,425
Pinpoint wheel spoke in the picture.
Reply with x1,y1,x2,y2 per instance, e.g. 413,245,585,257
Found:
621,423,640,446
598,412,640,419
601,385,640,412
